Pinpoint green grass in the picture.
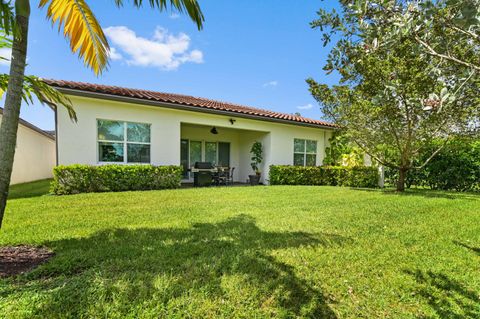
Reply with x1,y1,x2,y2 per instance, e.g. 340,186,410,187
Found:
0,185,479,318
8,179,52,199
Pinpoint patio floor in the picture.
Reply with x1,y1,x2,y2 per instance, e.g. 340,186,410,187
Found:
181,182,251,188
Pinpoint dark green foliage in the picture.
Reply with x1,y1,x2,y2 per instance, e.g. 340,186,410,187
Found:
51,164,182,195
385,138,480,192
423,141,480,192
269,165,378,188
250,141,263,173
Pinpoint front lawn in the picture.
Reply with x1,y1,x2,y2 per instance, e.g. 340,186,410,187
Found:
0,186,479,318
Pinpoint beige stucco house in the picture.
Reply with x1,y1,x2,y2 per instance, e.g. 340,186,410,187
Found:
47,79,335,184
0,107,56,185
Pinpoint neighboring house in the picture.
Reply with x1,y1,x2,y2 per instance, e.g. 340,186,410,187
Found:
46,79,336,184
0,107,56,185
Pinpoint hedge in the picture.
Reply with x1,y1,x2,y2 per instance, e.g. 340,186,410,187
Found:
384,137,480,192
51,164,183,195
269,165,379,188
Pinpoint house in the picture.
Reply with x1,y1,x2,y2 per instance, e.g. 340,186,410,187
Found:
0,107,56,185
46,79,336,184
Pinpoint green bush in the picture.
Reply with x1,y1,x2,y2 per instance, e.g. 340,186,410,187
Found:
51,164,183,195
269,165,378,188
385,137,480,192
422,138,480,192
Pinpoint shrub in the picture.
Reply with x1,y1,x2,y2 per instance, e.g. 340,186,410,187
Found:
384,137,480,192
323,131,365,166
51,164,183,195
422,138,480,192
269,165,378,188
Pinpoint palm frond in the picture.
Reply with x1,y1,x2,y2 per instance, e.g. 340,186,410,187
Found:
0,33,12,64
0,74,77,121
0,0,16,36
39,0,109,75
114,0,204,30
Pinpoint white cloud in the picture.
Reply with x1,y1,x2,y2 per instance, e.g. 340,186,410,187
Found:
170,13,180,19
0,48,11,66
108,47,123,61
263,80,278,87
104,26,204,70
296,103,314,110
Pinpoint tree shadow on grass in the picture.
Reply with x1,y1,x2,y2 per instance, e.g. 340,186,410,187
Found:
2,215,348,318
405,270,480,319
7,179,52,200
350,188,479,200
454,241,480,256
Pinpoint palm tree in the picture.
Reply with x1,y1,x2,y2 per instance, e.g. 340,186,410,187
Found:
0,0,204,228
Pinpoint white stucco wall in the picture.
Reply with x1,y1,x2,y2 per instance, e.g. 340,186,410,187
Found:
0,114,56,185
57,95,334,184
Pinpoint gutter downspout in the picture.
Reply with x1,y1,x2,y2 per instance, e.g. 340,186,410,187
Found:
54,107,59,166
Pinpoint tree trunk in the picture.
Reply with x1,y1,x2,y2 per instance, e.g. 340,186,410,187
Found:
0,0,30,229
397,167,407,192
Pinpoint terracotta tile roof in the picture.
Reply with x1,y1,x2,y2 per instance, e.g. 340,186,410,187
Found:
43,79,336,129
0,107,55,140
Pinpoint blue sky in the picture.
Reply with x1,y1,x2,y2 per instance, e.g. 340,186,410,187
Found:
2,0,340,130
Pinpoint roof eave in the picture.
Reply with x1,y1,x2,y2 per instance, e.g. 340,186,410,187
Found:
0,107,55,140
54,87,337,130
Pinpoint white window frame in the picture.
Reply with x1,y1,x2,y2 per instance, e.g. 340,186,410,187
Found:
293,138,317,166
97,119,151,164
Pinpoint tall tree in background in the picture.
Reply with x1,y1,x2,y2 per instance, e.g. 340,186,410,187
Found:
0,0,204,229
308,0,479,191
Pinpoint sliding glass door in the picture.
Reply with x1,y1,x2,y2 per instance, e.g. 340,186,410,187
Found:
205,142,217,165
180,139,189,178
218,142,230,167
180,140,231,179
189,141,203,166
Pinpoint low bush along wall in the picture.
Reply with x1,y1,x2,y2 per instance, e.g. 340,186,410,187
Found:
269,165,379,188
51,164,183,195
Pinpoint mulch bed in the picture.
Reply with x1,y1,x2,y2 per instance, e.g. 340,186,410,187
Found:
0,245,54,278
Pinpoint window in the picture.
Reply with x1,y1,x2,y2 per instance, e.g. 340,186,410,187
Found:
294,138,317,166
97,119,151,163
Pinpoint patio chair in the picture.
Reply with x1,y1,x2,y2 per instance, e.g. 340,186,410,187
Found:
216,167,234,186
226,167,235,186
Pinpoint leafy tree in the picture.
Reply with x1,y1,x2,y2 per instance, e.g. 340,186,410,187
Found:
323,131,364,167
0,0,204,229
308,1,478,191
366,0,479,72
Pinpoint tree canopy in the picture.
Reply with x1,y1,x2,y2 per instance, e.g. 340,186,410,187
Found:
308,0,479,191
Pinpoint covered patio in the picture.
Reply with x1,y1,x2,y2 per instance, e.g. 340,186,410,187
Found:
180,122,269,185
